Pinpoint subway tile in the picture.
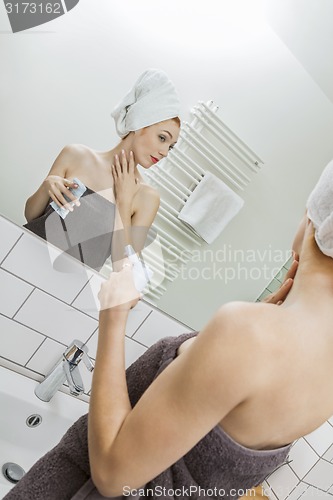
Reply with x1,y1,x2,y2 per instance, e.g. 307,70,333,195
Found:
304,422,333,456
299,485,333,499
72,274,106,319
283,255,293,268
289,438,320,480
257,288,272,302
15,289,98,345
0,216,23,263
26,338,65,374
0,314,44,365
85,301,153,358
286,482,309,500
132,310,193,347
85,331,146,369
323,444,333,463
303,459,333,491
266,278,282,293
266,464,299,500
126,301,153,337
2,231,92,304
84,332,99,359
0,269,33,317
124,337,147,368
274,266,288,283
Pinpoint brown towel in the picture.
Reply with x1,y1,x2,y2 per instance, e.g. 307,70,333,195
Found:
4,333,291,499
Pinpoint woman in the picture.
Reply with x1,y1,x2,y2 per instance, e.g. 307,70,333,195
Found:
4,242,303,496
23,69,181,272
86,165,333,498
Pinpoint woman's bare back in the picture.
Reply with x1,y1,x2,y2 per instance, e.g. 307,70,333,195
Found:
177,301,333,450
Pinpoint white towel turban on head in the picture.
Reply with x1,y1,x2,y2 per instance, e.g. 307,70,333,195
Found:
306,159,333,257
111,68,181,138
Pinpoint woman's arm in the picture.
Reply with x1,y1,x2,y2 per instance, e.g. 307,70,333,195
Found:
89,279,260,497
24,145,81,222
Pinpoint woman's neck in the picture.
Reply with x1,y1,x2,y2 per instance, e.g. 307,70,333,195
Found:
282,231,333,308
105,135,136,165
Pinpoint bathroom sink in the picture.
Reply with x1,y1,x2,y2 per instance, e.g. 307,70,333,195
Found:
0,366,88,498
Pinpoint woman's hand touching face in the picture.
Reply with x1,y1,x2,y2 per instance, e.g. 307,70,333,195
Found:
263,254,299,305
112,150,140,210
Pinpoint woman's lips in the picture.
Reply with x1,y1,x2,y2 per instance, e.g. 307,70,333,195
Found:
150,156,159,164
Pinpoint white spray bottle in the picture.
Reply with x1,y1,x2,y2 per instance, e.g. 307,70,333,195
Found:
124,245,153,292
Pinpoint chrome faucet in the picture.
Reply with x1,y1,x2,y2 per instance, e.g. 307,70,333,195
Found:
34,339,94,402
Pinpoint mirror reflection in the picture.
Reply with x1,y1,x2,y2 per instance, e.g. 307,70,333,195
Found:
1,0,333,329
23,68,181,276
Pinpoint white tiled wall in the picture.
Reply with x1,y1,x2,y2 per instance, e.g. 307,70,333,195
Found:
1,215,333,498
258,257,333,499
0,215,194,402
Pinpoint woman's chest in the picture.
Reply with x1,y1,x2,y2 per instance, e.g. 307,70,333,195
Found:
67,163,115,203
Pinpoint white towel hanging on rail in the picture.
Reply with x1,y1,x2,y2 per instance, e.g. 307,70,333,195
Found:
177,171,244,244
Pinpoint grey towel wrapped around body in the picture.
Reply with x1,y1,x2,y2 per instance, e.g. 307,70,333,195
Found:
23,187,115,272
4,332,291,500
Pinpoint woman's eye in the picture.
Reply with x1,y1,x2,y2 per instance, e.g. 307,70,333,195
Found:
169,144,174,151
159,135,166,142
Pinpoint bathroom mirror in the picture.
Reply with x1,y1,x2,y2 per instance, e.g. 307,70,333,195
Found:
1,0,333,329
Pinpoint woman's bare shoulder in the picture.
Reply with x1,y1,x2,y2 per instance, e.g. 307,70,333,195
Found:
138,181,160,198
59,143,96,160
210,301,285,352
55,144,100,179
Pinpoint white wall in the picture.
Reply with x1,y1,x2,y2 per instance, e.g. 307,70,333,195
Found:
265,0,333,105
1,0,333,328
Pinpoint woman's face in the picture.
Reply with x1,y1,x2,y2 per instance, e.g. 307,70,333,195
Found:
132,119,180,169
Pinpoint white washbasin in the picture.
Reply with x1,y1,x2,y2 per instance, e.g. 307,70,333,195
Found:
0,366,88,498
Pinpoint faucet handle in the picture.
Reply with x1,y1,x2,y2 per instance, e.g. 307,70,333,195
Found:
82,351,94,372
63,339,94,371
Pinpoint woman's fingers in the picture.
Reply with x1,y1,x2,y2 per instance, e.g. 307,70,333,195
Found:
54,188,74,211
263,255,299,305
60,181,80,206
114,154,122,177
263,277,293,305
113,151,136,176
274,278,293,303
128,150,135,176
121,149,128,172
48,191,64,209
283,258,298,282
63,179,78,189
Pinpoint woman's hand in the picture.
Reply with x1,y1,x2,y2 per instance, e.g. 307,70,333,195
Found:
112,150,140,210
98,259,141,313
42,175,81,212
263,254,299,305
